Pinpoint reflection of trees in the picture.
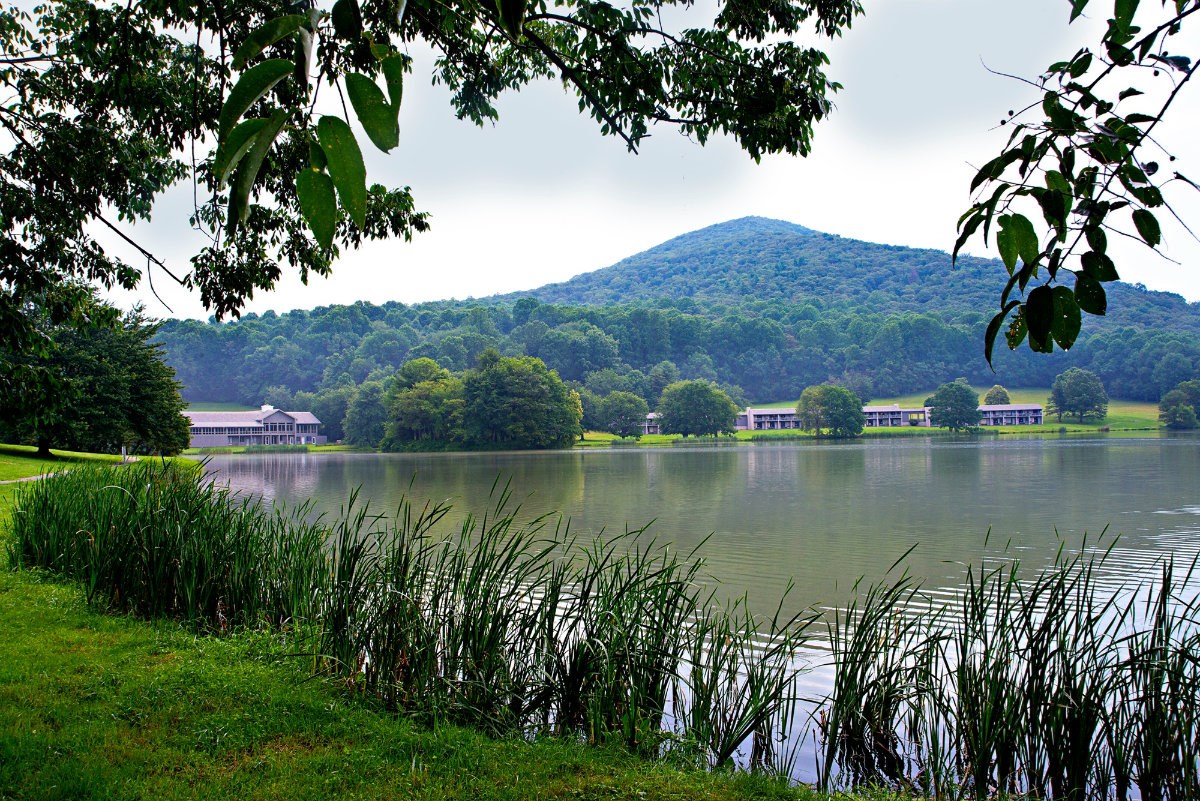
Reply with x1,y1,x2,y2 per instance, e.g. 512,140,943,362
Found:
205,455,321,506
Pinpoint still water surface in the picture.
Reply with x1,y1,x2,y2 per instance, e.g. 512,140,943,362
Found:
200,434,1200,616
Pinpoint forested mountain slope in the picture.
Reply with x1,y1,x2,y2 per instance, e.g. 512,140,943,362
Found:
156,218,1200,430
512,217,1200,335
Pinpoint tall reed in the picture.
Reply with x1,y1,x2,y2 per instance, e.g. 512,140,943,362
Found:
8,464,816,776
819,540,1200,800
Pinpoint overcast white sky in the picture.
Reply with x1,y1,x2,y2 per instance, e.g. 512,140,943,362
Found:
108,0,1200,320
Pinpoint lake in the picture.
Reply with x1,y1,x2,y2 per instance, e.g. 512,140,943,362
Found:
199,434,1200,618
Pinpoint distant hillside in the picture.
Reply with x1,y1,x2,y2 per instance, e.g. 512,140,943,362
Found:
510,217,1200,334
156,217,1200,419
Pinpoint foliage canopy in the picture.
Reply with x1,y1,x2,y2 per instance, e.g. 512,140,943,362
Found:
957,0,1200,363
0,0,862,357
797,384,864,437
928,379,980,431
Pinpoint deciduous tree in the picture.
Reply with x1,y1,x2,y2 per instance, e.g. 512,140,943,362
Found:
599,391,650,439
0,302,189,455
983,385,1011,405
1158,379,1200,429
797,384,864,437
1048,367,1109,423
0,0,862,357
929,379,980,431
462,350,581,448
656,380,737,437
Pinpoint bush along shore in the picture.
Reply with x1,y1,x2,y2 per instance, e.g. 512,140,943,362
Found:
8,463,1200,799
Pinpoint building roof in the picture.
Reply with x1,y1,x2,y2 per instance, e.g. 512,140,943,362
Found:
185,408,321,426
978,404,1043,412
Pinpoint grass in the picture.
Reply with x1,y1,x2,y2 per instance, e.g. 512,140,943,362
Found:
7,464,818,781
0,443,126,482
0,570,811,801
184,401,258,411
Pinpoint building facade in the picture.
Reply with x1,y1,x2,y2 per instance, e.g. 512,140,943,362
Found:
185,405,325,448
977,404,1044,426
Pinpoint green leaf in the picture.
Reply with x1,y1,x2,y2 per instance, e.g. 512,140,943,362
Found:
1081,250,1120,281
998,213,1039,271
985,301,1021,366
226,108,288,234
345,73,399,152
309,139,327,171
1068,51,1092,78
296,169,338,250
1085,224,1107,254
1074,273,1108,315
218,59,293,144
1119,87,1143,100
1114,0,1139,28
1006,307,1029,350
317,116,367,229
1069,0,1090,21
213,118,267,187
1132,208,1161,246
996,216,1019,275
1025,285,1055,353
380,55,406,119
332,0,363,39
232,14,306,71
1051,285,1081,349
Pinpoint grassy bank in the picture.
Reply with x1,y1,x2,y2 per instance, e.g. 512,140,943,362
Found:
4,462,823,798
0,570,813,801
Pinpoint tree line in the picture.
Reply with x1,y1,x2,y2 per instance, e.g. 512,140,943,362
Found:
156,295,1200,431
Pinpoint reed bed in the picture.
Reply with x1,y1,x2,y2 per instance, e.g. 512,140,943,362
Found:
818,543,1200,800
7,464,813,775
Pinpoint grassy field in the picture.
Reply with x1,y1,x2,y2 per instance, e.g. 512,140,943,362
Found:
0,570,815,801
184,402,258,411
0,443,126,482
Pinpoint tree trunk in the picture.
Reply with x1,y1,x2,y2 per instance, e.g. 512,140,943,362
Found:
36,437,52,458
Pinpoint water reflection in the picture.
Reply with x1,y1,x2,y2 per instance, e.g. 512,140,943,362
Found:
199,435,1200,615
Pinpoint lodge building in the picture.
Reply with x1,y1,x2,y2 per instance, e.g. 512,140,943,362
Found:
185,405,325,447
649,403,1045,433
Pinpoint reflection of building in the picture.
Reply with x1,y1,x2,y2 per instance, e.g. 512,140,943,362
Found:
646,403,1044,432
185,405,325,447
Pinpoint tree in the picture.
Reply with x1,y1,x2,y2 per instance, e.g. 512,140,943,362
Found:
599,391,650,439
1048,368,1109,424
394,357,451,391
343,380,388,447
797,384,864,438
383,376,466,447
1,0,862,357
957,1,1199,362
929,379,980,431
656,380,737,437
462,350,581,449
0,303,189,455
1158,379,1200,429
983,385,1011,406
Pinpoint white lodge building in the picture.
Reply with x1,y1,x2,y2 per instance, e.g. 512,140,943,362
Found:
185,405,325,447
733,403,1043,431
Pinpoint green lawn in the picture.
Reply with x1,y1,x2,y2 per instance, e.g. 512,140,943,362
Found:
0,444,126,482
0,460,818,801
185,402,258,411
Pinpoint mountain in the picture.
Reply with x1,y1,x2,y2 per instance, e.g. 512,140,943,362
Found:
508,217,1200,333
156,217,1200,411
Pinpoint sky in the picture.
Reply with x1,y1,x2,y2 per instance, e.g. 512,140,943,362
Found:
107,0,1200,320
